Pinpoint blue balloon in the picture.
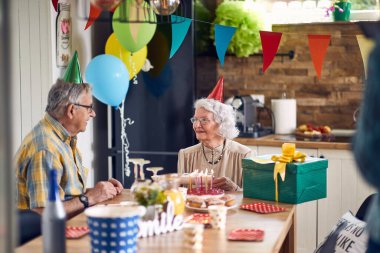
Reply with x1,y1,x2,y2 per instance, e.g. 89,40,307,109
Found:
85,54,130,107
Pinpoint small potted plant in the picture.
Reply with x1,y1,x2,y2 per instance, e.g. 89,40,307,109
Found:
326,0,351,21
133,180,167,220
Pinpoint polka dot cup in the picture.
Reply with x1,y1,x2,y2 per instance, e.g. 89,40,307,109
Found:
208,205,227,230
85,205,146,253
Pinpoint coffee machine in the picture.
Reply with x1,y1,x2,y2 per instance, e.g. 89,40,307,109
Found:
230,95,273,138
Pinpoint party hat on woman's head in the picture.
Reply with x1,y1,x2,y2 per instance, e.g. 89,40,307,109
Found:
207,76,224,102
63,51,83,84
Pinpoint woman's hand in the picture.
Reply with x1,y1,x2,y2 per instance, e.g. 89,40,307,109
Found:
213,176,239,191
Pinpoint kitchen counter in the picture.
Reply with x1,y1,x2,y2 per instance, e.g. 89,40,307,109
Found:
235,134,352,150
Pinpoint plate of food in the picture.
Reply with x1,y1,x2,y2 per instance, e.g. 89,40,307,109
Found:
185,194,237,212
295,124,334,141
185,203,238,212
184,213,211,225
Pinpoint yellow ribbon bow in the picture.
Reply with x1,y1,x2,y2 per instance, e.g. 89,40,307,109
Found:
271,143,306,202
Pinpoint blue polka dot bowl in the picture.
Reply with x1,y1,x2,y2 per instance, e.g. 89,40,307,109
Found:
85,205,146,253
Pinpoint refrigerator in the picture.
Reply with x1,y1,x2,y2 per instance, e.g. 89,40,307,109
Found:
92,3,196,188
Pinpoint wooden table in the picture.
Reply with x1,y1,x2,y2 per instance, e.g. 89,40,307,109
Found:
16,190,296,253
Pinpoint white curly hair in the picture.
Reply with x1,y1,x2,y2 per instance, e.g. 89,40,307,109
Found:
194,98,239,139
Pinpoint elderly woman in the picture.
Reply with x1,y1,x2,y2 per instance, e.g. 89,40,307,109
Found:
177,98,254,191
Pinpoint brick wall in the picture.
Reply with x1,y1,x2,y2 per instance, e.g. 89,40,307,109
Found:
196,23,365,130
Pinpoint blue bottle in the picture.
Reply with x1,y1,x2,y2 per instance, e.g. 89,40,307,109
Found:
42,169,66,253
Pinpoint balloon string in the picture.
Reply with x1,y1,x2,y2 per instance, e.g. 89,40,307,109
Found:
129,54,138,85
118,100,134,177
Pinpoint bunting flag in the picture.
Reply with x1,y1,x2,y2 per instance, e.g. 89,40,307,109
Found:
169,15,192,59
85,4,102,30
260,31,282,73
215,24,237,67
63,51,83,84
308,34,331,80
356,35,375,79
207,76,224,102
51,0,58,12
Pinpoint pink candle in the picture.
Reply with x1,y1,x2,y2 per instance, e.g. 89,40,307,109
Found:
211,169,214,190
206,175,208,193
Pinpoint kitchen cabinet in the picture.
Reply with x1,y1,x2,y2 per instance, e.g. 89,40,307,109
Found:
316,149,375,245
245,145,375,253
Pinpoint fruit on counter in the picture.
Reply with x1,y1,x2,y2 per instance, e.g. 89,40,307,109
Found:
297,124,332,135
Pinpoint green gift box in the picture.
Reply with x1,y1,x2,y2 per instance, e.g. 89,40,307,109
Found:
243,155,328,204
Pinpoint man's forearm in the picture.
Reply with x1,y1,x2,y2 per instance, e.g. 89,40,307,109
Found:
32,196,85,219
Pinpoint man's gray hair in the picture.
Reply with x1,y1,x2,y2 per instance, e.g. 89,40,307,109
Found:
46,79,92,118
194,98,239,139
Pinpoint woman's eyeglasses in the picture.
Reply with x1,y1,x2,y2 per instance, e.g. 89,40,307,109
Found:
74,103,94,113
190,117,210,125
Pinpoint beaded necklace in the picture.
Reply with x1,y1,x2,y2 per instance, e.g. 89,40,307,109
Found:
201,139,226,165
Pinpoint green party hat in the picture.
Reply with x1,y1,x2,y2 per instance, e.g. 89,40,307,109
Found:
63,51,83,83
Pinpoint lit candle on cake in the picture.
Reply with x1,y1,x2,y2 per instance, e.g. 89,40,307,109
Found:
211,169,214,190
199,171,203,191
205,168,208,193
188,173,192,191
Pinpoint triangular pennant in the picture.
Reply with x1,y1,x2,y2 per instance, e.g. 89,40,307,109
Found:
169,15,192,59
207,76,224,102
63,51,83,84
307,34,331,79
214,24,237,67
260,31,282,73
51,0,58,12
85,4,102,30
356,35,375,79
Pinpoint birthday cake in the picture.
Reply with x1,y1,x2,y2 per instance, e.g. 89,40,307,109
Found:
182,169,224,199
186,188,224,199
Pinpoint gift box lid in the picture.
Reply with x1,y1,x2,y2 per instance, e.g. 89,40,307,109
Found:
243,155,328,175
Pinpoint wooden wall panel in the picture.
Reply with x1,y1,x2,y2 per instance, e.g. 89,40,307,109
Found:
10,0,52,154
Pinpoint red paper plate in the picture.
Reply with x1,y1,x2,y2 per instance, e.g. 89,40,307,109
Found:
228,229,265,241
184,213,211,225
66,226,90,239
240,202,286,214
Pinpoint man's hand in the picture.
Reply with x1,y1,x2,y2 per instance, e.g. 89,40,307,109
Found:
85,181,118,206
213,177,239,191
108,178,124,194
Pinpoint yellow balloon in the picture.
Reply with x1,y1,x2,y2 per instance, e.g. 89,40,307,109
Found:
105,33,148,80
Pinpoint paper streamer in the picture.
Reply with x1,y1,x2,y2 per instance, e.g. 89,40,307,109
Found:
169,15,192,59
356,35,375,79
308,34,331,79
215,24,237,67
260,31,282,73
118,100,134,177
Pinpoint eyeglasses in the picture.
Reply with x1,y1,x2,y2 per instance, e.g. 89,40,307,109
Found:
74,103,94,113
190,117,210,125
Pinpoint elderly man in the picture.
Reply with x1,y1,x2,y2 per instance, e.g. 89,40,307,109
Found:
15,79,123,218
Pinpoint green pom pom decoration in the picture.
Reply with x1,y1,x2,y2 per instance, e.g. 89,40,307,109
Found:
211,0,266,57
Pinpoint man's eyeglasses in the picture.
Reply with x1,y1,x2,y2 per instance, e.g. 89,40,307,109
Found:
74,103,94,113
190,117,210,125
